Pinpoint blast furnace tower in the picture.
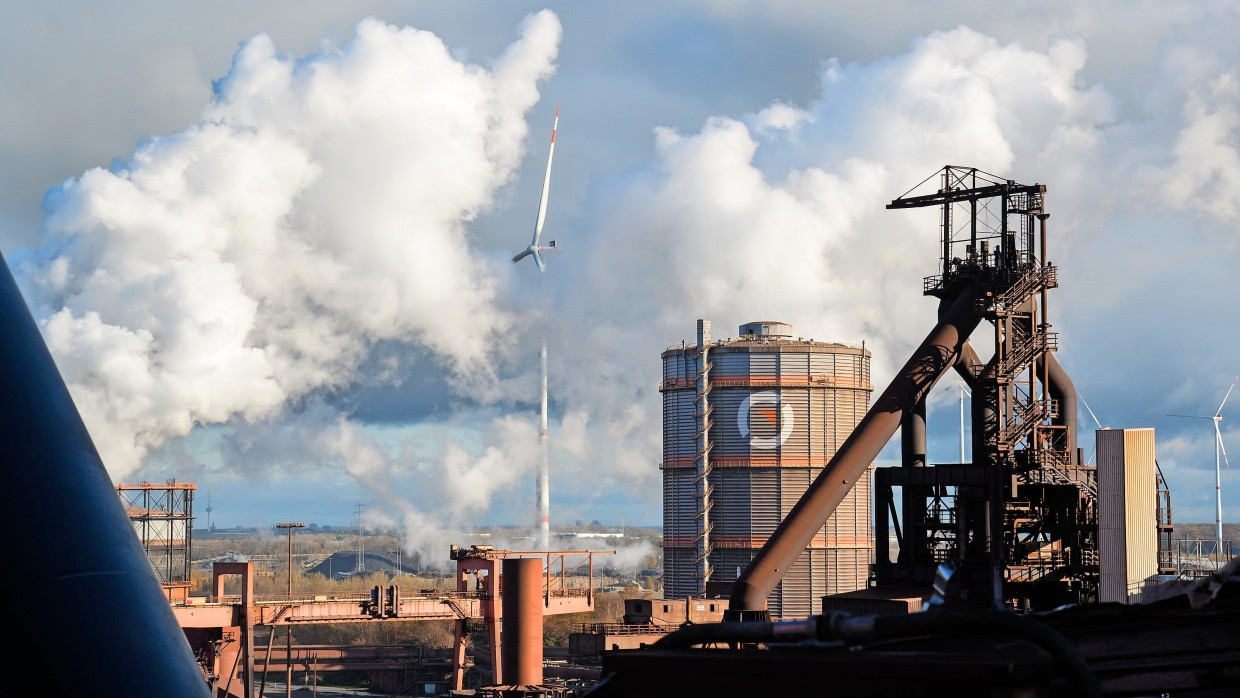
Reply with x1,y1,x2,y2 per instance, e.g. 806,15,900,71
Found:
661,320,874,618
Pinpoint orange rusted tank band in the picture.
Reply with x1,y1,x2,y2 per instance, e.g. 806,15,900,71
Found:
664,535,874,549
660,375,873,392
661,456,848,469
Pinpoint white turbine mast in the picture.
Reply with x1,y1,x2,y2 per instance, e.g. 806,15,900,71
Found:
512,106,561,551
956,382,970,464
932,381,971,464
1170,372,1239,546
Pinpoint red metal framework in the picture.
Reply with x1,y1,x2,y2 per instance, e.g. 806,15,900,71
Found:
117,480,197,584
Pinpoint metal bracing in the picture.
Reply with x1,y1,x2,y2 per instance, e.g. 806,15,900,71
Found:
117,480,196,583
882,166,1100,610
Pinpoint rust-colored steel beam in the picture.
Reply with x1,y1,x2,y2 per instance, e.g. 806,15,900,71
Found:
728,282,983,617
500,557,544,687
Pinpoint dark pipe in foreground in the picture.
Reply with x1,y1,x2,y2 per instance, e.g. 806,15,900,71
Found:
728,282,983,617
650,609,1101,698
0,252,209,697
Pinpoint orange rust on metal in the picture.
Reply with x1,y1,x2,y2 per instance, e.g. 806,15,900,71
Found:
501,558,544,687
729,282,983,615
661,455,840,468
660,375,873,391
212,562,255,698
664,535,873,548
115,480,197,490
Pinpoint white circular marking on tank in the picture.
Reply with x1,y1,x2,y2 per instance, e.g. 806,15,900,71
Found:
738,391,795,449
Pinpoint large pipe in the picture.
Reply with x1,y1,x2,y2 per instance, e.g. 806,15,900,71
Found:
1037,352,1079,462
953,341,982,386
728,283,983,617
900,399,927,469
898,397,926,564
501,558,543,687
0,252,210,696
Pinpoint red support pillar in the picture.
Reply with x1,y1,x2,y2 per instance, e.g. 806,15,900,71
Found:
501,558,543,688
451,619,467,690
213,562,255,698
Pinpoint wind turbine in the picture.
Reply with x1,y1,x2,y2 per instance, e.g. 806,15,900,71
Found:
1170,372,1239,546
513,106,561,551
512,105,561,272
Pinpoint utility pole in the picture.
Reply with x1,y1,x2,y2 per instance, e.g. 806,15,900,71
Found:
276,522,304,698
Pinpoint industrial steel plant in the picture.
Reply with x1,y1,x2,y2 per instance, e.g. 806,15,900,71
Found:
591,166,1240,697
1,165,1237,697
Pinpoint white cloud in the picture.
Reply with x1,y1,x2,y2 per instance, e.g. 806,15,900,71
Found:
1161,72,1240,224
16,12,562,479
9,3,1240,531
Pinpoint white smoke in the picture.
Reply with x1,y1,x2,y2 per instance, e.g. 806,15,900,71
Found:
1160,71,1240,224
17,10,1240,534
17,11,562,478
546,28,1119,500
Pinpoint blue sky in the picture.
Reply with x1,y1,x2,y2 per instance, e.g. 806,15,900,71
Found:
3,2,1239,560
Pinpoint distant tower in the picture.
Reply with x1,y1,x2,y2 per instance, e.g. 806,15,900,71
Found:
661,320,874,618
354,503,366,574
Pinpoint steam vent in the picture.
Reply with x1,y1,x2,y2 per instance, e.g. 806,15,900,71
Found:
661,320,874,617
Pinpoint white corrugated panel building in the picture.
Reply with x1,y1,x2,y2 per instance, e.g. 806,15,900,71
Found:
1097,428,1158,604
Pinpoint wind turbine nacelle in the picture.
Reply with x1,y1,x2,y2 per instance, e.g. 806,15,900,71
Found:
548,240,556,247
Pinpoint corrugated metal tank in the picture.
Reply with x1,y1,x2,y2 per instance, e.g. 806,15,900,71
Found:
661,321,874,618
1097,428,1158,604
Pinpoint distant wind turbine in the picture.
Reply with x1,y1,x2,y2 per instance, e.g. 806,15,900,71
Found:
513,106,561,551
512,106,561,272
1169,372,1239,545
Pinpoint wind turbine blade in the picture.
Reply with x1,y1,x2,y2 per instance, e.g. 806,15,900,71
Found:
1217,372,1240,416
512,249,532,264
533,249,545,272
1219,421,1231,469
530,105,559,247
1080,394,1105,430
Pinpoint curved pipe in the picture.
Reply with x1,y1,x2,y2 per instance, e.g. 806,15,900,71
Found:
953,341,982,386
1037,352,1078,462
728,283,983,616
0,253,209,696
900,399,927,469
